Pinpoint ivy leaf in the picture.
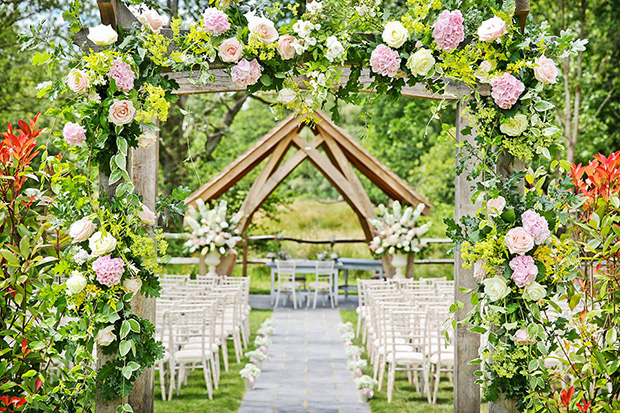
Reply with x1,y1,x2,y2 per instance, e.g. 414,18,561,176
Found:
128,319,141,333
120,320,131,339
119,340,132,357
121,365,133,380
117,137,128,156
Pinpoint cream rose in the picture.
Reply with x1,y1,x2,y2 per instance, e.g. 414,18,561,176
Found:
138,8,168,32
66,271,88,295
477,16,507,42
276,35,296,60
406,48,435,77
505,227,534,255
473,260,486,278
95,326,116,347
500,114,528,137
382,21,409,48
514,328,534,345
219,38,244,63
523,282,546,301
89,231,118,256
108,99,136,126
138,131,157,149
248,17,279,44
487,196,506,217
66,69,90,94
69,218,96,242
137,204,157,225
483,276,510,301
277,88,296,104
123,277,143,294
87,24,118,46
533,56,558,84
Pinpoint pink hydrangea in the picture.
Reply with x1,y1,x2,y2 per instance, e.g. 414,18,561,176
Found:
63,122,86,145
108,59,135,93
433,10,465,52
203,8,230,35
522,210,551,244
369,44,401,78
230,58,262,86
509,255,538,287
491,73,525,109
92,255,125,287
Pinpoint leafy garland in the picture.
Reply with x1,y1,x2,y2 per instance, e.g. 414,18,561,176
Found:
28,0,588,409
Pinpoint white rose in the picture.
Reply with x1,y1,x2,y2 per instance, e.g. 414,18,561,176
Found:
406,48,435,77
277,88,296,104
483,276,510,301
325,36,345,62
477,16,507,42
95,326,116,347
306,1,323,14
88,231,118,256
500,114,528,137
66,271,88,295
382,21,409,48
87,24,118,46
473,260,486,278
523,282,546,301
138,131,158,149
123,277,143,294
487,196,506,217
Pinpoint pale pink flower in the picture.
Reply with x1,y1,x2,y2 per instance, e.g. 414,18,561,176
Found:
138,8,168,32
514,328,534,345
487,196,506,217
69,217,96,242
491,73,525,109
203,7,230,35
509,255,538,287
433,10,465,52
522,210,550,244
248,16,278,44
137,204,157,225
108,59,135,93
93,255,125,287
277,35,296,60
369,44,401,78
230,58,262,86
473,260,486,278
533,56,558,84
505,227,534,255
477,16,507,42
108,99,136,126
219,38,244,63
66,69,90,93
63,122,86,145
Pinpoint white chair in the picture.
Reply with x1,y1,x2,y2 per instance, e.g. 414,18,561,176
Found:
427,309,454,404
308,261,335,309
274,260,301,309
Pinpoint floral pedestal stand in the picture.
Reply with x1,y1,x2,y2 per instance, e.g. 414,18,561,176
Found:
390,252,408,279
203,250,221,277
245,377,255,390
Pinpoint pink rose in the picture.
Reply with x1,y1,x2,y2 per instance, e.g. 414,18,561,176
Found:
248,17,279,44
354,368,363,377
522,210,550,244
277,35,296,60
138,8,168,32
230,58,262,87
473,260,486,278
203,8,230,35
66,69,90,93
487,196,506,217
219,38,244,63
108,59,135,93
92,255,125,287
433,10,465,52
137,204,157,225
491,73,525,109
509,255,538,287
477,16,507,42
69,217,96,242
259,345,267,354
505,227,534,255
63,122,86,145
514,328,534,345
533,56,558,84
370,44,401,78
108,99,136,126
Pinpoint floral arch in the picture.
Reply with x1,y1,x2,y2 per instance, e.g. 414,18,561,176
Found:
19,0,588,412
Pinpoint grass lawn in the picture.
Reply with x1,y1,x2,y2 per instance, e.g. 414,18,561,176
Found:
340,310,488,413
154,309,272,413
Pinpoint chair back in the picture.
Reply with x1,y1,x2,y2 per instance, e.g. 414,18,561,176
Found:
315,260,334,283
276,260,297,283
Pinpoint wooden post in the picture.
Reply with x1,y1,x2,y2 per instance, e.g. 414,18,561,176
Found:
242,234,249,277
454,101,481,413
405,253,415,279
128,136,159,413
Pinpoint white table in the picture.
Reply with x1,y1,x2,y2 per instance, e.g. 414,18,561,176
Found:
266,260,340,307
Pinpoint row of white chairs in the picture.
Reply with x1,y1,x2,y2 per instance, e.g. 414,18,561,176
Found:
155,274,251,401
356,278,455,403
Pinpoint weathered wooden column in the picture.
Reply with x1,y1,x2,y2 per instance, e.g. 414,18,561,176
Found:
454,101,481,413
129,135,159,412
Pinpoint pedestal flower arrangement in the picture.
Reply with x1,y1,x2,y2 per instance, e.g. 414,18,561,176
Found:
240,363,261,390
355,375,378,402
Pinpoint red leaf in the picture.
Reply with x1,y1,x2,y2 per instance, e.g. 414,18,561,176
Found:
560,386,574,408
35,378,42,391
577,400,591,412
20,338,27,354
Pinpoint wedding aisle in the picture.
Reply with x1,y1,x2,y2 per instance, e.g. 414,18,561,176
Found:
238,307,370,413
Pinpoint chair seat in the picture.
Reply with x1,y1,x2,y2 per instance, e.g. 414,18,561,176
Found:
378,344,417,354
430,352,454,365
386,351,425,364
278,281,301,290
174,346,219,361
308,281,331,290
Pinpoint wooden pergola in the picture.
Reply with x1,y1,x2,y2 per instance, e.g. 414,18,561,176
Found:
83,1,521,412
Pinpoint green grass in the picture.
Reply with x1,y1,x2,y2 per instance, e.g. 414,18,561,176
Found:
340,310,488,413
154,309,272,413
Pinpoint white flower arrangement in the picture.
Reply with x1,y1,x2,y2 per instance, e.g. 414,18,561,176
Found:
257,325,274,336
254,335,272,347
341,331,355,342
354,374,378,390
338,322,354,334
239,363,261,380
345,345,363,359
184,199,244,255
369,202,430,256
347,358,368,371
245,349,268,362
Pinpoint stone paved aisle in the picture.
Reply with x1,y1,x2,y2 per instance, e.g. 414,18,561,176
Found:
238,307,371,413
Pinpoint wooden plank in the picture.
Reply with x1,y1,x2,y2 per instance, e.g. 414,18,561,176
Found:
453,101,481,413
96,0,139,30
